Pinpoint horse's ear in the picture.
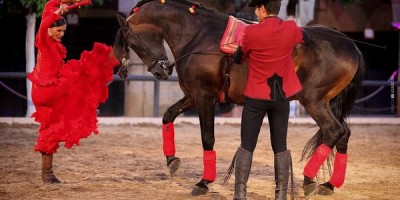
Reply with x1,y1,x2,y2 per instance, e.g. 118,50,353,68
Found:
116,13,128,29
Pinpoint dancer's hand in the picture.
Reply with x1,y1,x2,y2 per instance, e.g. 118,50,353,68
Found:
55,3,69,15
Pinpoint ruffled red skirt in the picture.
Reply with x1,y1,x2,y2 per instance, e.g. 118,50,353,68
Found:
28,43,120,154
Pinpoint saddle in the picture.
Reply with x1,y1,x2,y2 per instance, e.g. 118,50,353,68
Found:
219,16,248,103
220,16,248,54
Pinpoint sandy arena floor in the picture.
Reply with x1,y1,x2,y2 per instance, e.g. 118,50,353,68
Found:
0,120,399,200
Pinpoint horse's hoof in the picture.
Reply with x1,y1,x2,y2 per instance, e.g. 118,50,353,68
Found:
303,182,318,199
167,157,181,176
191,185,209,196
190,179,212,196
317,182,334,196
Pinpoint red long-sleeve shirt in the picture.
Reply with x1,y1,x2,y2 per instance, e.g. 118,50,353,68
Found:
28,0,66,86
239,17,303,100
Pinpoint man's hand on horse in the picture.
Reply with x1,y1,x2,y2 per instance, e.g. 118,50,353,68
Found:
233,46,243,64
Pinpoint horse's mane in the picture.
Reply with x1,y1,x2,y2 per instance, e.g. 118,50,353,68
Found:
131,0,218,15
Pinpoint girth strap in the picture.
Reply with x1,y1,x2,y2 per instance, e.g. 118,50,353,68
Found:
219,55,233,103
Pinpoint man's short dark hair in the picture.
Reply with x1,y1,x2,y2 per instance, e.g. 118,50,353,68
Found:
248,0,281,15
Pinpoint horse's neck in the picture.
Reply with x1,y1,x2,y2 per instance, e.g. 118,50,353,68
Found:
138,1,229,59
166,16,227,57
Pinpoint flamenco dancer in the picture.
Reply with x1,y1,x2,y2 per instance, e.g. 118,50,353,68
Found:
27,0,119,184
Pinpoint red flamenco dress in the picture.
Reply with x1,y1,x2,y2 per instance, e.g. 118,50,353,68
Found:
27,1,119,154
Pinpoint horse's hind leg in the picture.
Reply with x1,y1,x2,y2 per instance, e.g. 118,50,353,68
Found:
162,96,195,176
317,121,350,196
300,101,347,198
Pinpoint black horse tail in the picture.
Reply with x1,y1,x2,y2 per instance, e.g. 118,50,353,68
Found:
301,47,365,162
222,150,237,185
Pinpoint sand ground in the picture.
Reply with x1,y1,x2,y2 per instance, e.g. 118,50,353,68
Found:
0,121,399,200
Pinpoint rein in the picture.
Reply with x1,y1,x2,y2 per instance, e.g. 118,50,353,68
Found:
117,28,130,79
168,41,239,68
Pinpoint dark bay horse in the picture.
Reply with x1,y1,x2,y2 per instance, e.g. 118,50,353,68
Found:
113,0,364,197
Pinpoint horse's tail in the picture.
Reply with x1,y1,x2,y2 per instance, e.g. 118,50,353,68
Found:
301,47,365,161
222,150,237,185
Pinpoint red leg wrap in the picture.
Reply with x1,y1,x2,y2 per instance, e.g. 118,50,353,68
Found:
202,150,216,181
303,144,331,178
329,153,348,188
162,122,175,156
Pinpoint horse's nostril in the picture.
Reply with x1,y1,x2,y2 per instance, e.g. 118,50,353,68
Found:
154,72,162,79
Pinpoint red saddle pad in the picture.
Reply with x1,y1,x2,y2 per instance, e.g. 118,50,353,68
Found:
220,16,248,54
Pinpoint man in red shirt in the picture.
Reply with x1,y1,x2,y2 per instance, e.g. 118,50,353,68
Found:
232,0,308,199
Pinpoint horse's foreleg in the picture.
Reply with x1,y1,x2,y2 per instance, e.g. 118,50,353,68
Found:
162,96,194,176
190,95,216,196
318,122,350,196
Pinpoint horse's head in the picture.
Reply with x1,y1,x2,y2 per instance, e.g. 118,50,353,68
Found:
114,13,174,80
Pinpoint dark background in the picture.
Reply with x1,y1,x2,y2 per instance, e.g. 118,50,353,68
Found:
0,1,398,117
0,0,124,117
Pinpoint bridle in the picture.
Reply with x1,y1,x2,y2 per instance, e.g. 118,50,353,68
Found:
117,26,240,79
118,27,174,79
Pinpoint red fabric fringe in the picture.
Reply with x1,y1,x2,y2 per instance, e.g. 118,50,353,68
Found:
33,43,119,154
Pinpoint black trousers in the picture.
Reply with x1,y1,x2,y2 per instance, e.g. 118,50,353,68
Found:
240,96,290,154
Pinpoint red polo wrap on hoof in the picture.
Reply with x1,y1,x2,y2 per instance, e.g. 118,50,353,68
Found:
303,144,331,178
203,150,216,181
329,153,348,188
162,122,175,156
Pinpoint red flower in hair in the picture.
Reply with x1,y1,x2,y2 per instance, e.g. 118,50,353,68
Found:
133,7,140,13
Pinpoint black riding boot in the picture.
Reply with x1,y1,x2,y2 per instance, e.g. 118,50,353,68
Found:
274,150,292,200
234,147,253,200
